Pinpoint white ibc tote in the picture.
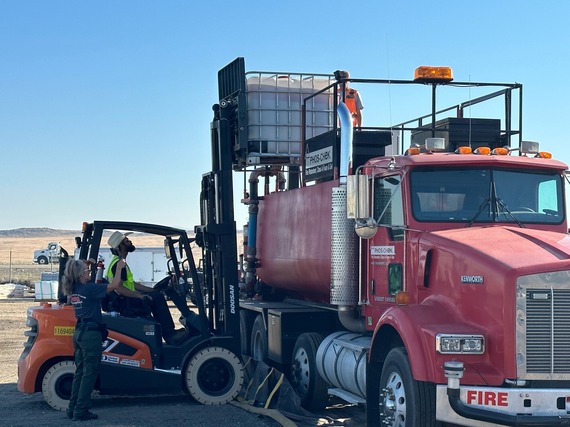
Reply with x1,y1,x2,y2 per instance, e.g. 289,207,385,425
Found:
246,72,334,163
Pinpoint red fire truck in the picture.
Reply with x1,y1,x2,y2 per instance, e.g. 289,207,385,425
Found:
210,58,570,426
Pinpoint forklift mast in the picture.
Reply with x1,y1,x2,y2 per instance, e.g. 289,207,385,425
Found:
195,97,241,353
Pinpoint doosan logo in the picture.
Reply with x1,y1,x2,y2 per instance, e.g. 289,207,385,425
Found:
461,275,484,284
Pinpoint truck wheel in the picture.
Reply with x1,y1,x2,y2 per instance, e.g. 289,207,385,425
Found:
379,347,435,426
240,310,253,357
290,332,329,411
41,360,75,411
37,256,48,265
185,346,244,405
250,315,268,362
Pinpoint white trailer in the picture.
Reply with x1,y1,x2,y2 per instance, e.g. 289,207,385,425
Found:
74,247,169,287
98,247,169,287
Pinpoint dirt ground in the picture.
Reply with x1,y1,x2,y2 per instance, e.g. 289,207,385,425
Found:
0,298,365,427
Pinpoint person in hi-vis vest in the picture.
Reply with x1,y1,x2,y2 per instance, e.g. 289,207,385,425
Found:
335,70,364,128
105,231,192,345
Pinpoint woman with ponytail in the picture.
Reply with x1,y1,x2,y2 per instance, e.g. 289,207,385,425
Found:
61,258,124,421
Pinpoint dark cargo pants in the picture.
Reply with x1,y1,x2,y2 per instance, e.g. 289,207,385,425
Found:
68,326,102,415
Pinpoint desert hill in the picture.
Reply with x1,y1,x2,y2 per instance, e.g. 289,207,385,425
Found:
0,228,79,238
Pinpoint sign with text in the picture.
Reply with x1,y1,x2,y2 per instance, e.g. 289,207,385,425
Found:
304,130,338,182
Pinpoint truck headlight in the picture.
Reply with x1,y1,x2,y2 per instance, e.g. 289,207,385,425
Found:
436,334,484,354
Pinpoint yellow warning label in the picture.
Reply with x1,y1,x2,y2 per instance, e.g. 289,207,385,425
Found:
54,326,75,336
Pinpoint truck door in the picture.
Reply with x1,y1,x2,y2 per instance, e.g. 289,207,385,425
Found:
364,175,405,323
48,243,58,260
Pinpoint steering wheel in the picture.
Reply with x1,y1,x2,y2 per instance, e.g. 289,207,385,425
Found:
153,274,174,291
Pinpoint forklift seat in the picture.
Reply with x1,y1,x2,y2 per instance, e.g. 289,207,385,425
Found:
102,291,152,318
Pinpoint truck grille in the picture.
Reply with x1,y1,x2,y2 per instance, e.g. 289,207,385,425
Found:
517,271,570,379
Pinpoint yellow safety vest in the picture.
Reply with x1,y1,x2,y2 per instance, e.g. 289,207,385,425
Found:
105,256,135,291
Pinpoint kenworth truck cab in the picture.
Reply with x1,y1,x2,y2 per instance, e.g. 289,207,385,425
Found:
353,140,570,426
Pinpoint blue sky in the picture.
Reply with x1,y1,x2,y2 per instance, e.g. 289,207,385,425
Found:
1,1,569,231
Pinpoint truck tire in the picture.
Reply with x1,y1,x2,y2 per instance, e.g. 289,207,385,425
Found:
240,310,254,357
37,256,49,265
41,360,75,411
379,347,436,426
250,315,268,363
185,346,244,405
290,332,329,411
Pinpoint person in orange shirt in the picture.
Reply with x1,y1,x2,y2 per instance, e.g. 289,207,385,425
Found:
335,70,364,128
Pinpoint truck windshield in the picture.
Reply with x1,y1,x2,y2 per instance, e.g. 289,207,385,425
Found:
410,167,564,224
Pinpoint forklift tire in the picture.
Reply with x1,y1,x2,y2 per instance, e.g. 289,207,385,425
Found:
37,256,49,265
41,360,75,411
185,346,244,405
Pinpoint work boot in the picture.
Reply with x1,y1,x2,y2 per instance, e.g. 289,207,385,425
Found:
73,410,98,421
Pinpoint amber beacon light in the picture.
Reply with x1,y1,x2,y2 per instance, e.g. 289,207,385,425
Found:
414,66,454,82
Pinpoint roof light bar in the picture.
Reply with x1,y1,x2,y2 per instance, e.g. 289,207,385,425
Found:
414,66,453,82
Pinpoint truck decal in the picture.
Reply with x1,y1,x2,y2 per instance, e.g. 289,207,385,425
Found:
465,389,508,407
370,246,395,257
460,275,484,284
373,296,396,303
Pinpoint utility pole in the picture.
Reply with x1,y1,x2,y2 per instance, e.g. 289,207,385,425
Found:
9,248,12,283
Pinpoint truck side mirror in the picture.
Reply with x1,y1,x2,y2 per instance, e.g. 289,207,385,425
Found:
347,175,377,239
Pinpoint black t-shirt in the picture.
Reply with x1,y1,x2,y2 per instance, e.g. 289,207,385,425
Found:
70,281,108,324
